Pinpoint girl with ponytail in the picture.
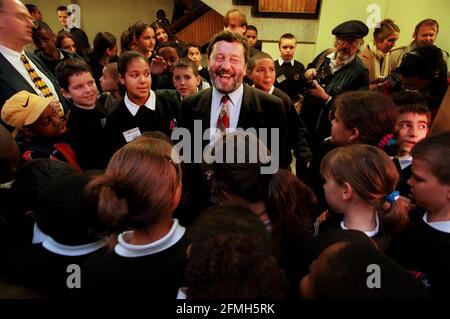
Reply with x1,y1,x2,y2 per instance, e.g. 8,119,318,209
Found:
81,134,188,298
319,144,409,249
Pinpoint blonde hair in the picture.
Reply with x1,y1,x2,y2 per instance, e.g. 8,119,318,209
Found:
320,144,409,233
373,19,400,43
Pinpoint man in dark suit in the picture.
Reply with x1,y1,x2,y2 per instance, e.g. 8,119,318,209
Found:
176,31,289,225
179,31,289,169
0,0,69,123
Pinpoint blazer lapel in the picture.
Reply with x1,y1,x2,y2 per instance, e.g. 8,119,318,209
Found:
237,85,263,129
0,52,35,93
192,88,212,131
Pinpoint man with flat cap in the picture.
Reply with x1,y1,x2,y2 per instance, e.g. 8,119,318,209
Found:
300,20,370,152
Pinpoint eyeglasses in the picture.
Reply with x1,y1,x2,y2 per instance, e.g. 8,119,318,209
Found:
0,10,37,26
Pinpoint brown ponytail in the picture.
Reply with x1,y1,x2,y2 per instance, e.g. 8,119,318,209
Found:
86,135,181,232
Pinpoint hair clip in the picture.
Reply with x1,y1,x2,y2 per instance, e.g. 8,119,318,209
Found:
378,133,394,149
385,191,400,204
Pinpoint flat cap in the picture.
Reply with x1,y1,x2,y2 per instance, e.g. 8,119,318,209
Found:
332,20,369,38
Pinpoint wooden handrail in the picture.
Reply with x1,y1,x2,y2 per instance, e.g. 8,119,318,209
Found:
170,3,212,34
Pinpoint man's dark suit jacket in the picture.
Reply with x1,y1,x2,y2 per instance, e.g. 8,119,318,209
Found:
0,50,70,120
271,87,312,179
179,84,290,168
175,84,290,226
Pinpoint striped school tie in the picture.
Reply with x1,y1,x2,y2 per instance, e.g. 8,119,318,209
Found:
21,53,65,118
21,53,54,98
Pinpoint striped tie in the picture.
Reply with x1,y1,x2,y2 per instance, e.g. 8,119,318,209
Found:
217,95,230,132
21,53,54,98
21,54,65,118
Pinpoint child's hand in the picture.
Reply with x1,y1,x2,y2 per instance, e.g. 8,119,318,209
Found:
151,56,167,75
315,210,330,225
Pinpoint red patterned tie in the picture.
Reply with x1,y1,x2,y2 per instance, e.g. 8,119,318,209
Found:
217,95,230,132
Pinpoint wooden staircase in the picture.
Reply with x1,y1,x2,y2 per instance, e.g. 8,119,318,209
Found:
171,3,224,47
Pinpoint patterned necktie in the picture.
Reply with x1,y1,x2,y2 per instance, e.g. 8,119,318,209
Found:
21,54,65,119
217,95,230,132
20,53,54,98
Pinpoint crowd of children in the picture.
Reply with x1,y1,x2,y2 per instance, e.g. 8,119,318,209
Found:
0,3,449,300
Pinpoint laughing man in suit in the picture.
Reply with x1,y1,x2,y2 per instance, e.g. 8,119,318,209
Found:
179,31,289,168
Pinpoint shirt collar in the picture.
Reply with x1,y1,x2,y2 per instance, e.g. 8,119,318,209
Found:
74,104,96,110
124,91,156,116
423,212,450,233
32,222,48,244
0,43,22,57
328,52,356,67
114,219,185,258
0,180,14,189
278,57,294,66
42,236,105,256
212,83,244,109
397,155,413,170
268,85,275,94
341,214,380,237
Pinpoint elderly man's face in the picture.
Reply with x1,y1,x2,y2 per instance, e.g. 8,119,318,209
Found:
335,37,361,60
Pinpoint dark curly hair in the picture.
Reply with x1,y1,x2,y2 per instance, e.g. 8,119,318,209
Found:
186,204,287,299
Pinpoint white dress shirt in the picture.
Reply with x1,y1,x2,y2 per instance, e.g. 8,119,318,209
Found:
209,84,243,143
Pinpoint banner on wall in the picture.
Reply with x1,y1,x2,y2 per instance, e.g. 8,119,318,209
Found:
67,4,81,29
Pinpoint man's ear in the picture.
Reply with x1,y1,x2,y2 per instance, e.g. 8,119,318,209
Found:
348,127,360,143
342,182,353,201
195,75,201,87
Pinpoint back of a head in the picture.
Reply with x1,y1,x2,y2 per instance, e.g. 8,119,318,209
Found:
35,171,103,246
266,168,316,240
313,242,430,299
86,135,181,232
186,204,286,299
333,91,397,146
320,144,408,233
0,124,19,182
399,45,444,80
11,159,77,216
92,32,117,59
207,131,272,203
411,131,450,185
306,229,378,263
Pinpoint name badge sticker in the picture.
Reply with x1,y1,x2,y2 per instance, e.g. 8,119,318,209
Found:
123,127,142,143
277,74,287,83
